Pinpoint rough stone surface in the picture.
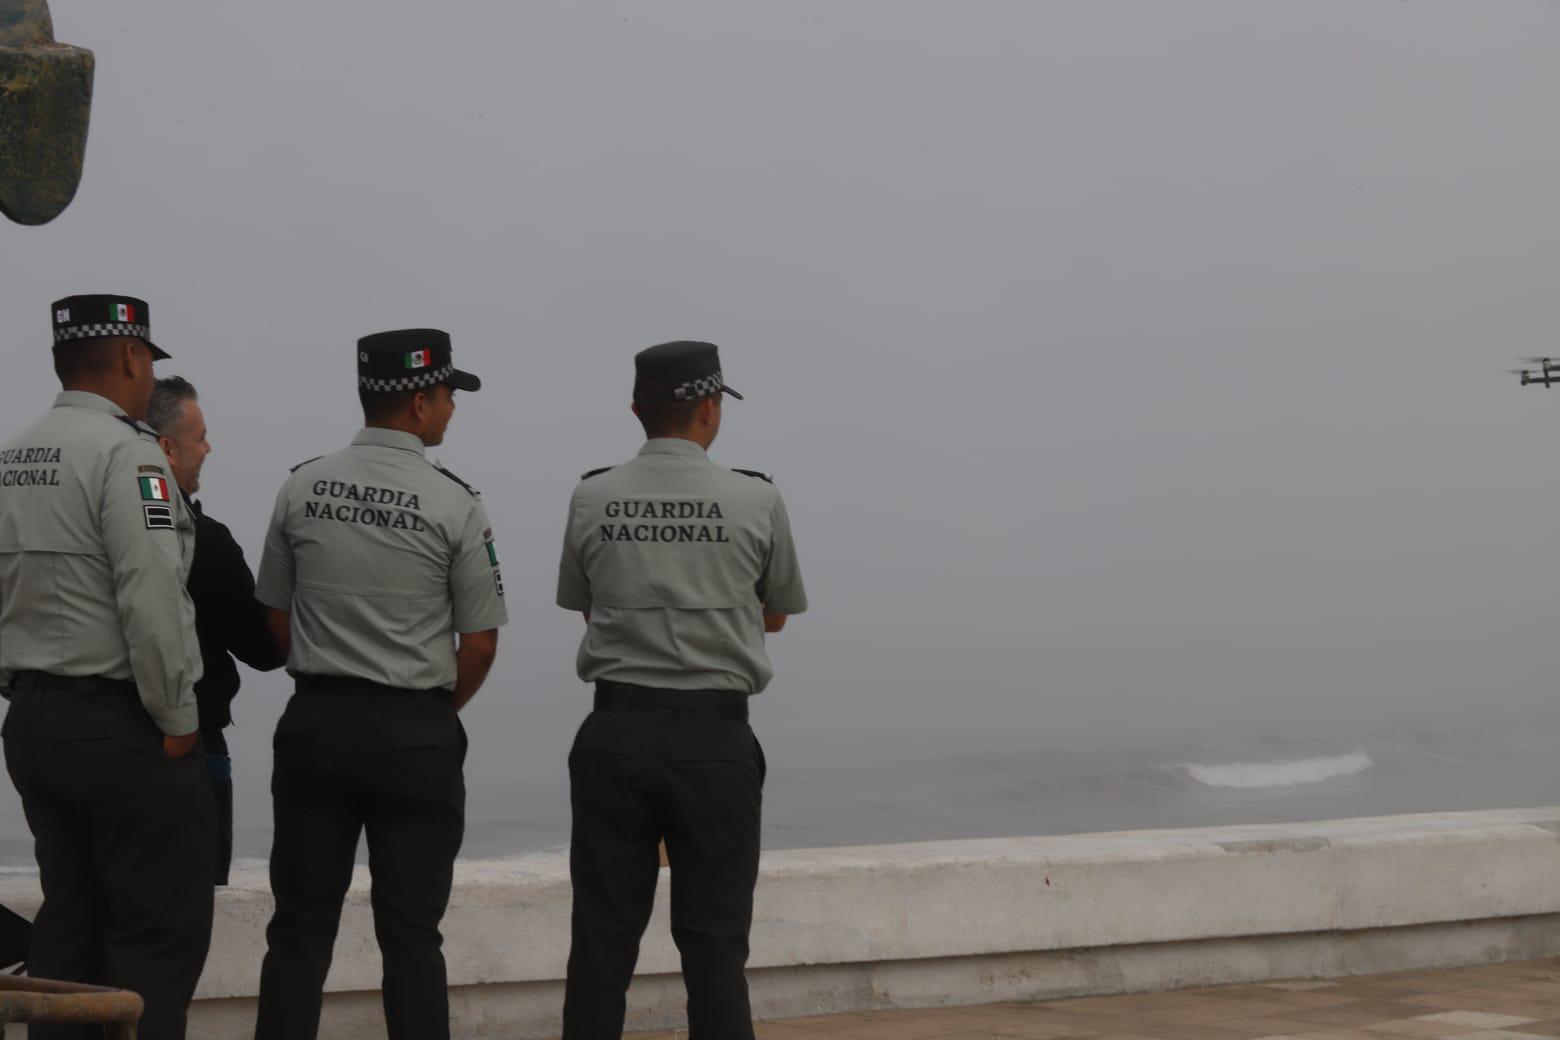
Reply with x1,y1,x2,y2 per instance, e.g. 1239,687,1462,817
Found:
0,0,93,225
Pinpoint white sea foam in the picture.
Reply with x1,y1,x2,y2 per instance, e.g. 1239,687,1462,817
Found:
1179,753,1373,789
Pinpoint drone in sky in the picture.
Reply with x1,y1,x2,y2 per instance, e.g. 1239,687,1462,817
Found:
1512,358,1560,388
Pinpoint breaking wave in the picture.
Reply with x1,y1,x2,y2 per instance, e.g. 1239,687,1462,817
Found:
1178,752,1373,789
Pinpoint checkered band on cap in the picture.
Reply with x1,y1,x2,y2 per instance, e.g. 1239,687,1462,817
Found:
672,370,727,401
360,363,454,393
54,323,151,344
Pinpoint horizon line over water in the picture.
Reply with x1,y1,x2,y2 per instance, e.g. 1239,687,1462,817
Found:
5,712,1559,867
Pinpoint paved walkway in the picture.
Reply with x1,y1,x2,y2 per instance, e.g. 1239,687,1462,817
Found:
616,956,1560,1039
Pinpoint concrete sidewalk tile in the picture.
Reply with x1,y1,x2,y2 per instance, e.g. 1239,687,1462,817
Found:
1168,999,1302,1020
1286,1003,1424,1027
1250,992,1365,1010
1226,1017,1347,1036
773,1013,877,1030
1207,986,1306,1000
804,1016,1000,1039
1414,1014,1540,1029
925,1012,1099,1039
1107,1021,1255,1040
1362,1018,1483,1037
1403,995,1531,1012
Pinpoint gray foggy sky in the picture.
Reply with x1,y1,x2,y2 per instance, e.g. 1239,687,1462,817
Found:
4,1,1560,849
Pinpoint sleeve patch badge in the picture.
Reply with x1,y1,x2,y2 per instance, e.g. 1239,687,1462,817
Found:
485,539,505,596
138,464,166,476
143,503,174,529
138,475,170,501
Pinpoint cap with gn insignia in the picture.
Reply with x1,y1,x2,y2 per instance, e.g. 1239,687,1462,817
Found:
50,294,170,360
357,328,481,394
633,340,743,403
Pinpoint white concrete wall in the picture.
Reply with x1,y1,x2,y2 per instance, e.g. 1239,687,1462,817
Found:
6,808,1560,1038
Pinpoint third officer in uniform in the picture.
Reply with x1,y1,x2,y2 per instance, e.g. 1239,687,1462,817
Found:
252,329,507,1040
0,295,213,1040
557,340,807,1040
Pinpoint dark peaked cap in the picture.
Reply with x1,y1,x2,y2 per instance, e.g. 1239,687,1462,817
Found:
51,293,170,360
633,340,743,402
358,329,481,393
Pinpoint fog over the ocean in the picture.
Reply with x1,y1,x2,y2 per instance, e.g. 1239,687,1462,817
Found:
4,1,1560,859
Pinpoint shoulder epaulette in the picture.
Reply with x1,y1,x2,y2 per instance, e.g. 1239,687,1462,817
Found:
580,466,615,481
435,464,479,497
289,456,324,473
112,414,160,440
732,468,773,483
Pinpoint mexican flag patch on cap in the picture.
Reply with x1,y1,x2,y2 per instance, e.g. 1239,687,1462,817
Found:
138,475,170,501
405,349,430,369
114,302,136,323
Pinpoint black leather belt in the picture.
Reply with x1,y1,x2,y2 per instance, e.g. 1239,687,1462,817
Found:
8,670,138,697
593,680,748,722
295,673,452,700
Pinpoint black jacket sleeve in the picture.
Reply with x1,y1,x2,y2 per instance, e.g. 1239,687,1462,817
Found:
192,513,286,674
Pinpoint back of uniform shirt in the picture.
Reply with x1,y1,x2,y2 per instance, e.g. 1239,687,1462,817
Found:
257,435,506,691
0,397,201,734
558,440,807,694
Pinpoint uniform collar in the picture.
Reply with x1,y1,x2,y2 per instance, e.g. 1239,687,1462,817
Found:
638,437,708,460
52,390,128,417
352,427,427,456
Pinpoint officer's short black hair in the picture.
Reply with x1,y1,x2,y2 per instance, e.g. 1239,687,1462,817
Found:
359,387,416,423
51,336,140,385
147,376,198,436
635,389,715,438
358,384,452,423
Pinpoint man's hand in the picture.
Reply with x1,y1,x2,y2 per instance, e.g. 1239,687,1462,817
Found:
163,731,199,760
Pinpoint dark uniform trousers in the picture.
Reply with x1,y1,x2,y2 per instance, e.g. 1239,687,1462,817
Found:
1,678,216,1040
562,683,766,1040
255,676,466,1040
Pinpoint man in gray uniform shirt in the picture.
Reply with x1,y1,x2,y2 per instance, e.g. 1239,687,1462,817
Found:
253,328,506,1040
0,294,213,1040
557,340,807,1040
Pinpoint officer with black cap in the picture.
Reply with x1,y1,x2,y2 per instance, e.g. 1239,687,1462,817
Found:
0,294,214,1040
253,329,506,1040
557,340,808,1039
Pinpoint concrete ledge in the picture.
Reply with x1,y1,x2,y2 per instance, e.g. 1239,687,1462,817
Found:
6,808,1560,1038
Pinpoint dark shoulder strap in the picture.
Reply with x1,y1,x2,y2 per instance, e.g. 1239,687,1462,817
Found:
732,467,774,483
112,414,160,440
580,466,615,481
289,455,324,473
435,464,479,496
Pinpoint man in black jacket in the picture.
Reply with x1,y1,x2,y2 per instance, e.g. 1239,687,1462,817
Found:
149,376,285,884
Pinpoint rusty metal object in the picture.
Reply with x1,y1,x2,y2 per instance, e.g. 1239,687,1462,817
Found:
0,0,94,225
0,974,143,1037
